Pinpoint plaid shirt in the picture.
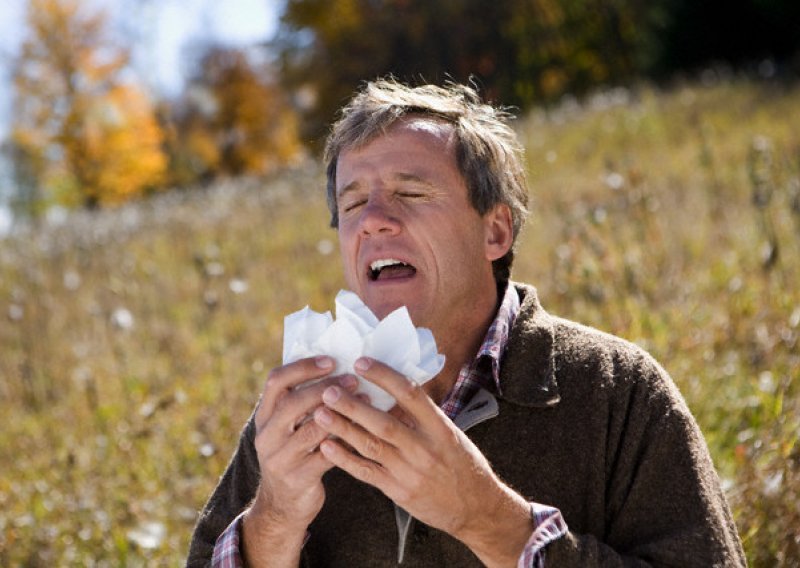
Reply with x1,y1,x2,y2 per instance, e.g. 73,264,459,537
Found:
212,285,567,567
439,281,520,420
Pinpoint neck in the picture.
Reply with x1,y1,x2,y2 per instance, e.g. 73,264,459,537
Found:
424,285,502,405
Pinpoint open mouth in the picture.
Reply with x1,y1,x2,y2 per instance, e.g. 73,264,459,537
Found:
368,258,417,281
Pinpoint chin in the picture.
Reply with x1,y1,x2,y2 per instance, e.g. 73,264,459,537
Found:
371,301,405,321
367,295,421,323
399,303,428,327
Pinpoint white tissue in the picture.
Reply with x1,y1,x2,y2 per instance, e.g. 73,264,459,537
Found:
282,290,446,411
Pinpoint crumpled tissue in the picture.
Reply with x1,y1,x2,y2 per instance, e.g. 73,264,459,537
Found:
282,290,445,411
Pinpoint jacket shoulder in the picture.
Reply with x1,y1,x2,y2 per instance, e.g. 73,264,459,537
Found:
508,282,680,406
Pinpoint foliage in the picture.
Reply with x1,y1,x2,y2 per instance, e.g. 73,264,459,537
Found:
79,84,167,205
275,0,800,146
650,0,800,73
165,45,304,186
0,78,798,565
10,0,166,210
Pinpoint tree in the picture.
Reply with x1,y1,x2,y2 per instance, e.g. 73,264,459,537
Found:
11,0,166,210
80,84,167,205
275,0,800,148
275,0,647,148
167,45,303,184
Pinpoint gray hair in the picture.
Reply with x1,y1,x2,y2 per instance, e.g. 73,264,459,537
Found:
323,78,529,285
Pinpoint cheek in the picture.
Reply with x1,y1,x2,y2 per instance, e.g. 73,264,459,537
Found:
337,224,354,252
337,232,359,283
434,220,484,257
436,228,492,280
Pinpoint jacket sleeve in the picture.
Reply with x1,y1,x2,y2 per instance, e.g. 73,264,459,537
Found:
545,354,746,567
187,412,260,568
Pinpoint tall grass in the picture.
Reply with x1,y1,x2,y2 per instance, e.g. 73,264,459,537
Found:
515,76,800,565
1,76,798,565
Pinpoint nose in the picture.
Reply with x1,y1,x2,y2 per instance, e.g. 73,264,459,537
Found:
358,196,401,237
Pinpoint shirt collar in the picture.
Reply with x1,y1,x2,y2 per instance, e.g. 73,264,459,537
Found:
475,282,520,393
439,283,520,419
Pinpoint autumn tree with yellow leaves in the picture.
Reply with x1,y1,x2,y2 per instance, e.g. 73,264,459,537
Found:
11,0,166,211
167,45,304,185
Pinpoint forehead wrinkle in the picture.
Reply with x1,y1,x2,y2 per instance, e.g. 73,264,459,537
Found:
336,118,457,199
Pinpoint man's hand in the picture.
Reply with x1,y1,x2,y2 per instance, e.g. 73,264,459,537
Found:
312,357,533,568
242,356,359,567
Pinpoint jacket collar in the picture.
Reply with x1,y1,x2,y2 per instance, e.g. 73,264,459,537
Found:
497,282,561,408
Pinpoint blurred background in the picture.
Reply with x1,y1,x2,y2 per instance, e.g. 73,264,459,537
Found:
0,0,798,565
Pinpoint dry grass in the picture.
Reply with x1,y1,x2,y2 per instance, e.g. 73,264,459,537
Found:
1,76,798,566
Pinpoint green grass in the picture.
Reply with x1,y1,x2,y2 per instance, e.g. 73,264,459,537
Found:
1,77,798,565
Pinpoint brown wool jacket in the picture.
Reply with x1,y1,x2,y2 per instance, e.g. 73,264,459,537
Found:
187,283,746,567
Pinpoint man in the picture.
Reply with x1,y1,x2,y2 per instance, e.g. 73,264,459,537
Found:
188,79,745,567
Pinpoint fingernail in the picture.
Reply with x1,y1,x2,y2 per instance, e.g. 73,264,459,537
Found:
322,386,341,404
338,374,358,389
354,357,371,372
314,407,332,426
315,356,334,369
319,440,335,458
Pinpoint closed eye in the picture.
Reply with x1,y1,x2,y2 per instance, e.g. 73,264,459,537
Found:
341,199,366,213
397,191,427,201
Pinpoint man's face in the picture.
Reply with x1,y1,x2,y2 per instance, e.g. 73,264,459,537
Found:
335,117,511,346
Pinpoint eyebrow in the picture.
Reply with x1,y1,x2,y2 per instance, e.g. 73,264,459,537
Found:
337,180,361,198
395,172,434,187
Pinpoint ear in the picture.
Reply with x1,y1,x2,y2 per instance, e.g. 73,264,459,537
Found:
483,203,514,262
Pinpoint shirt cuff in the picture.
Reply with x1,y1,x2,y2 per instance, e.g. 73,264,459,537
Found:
211,512,246,568
516,502,568,568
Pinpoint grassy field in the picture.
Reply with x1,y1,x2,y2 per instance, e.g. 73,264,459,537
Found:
1,75,798,566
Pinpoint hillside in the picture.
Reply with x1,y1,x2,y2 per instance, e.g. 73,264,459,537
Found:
1,76,798,565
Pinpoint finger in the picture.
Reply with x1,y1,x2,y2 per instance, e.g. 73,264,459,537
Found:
389,406,417,430
353,357,444,429
317,385,417,469
257,356,335,421
259,374,359,443
313,404,401,467
255,410,341,487
286,374,360,432
318,435,394,493
267,418,334,469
